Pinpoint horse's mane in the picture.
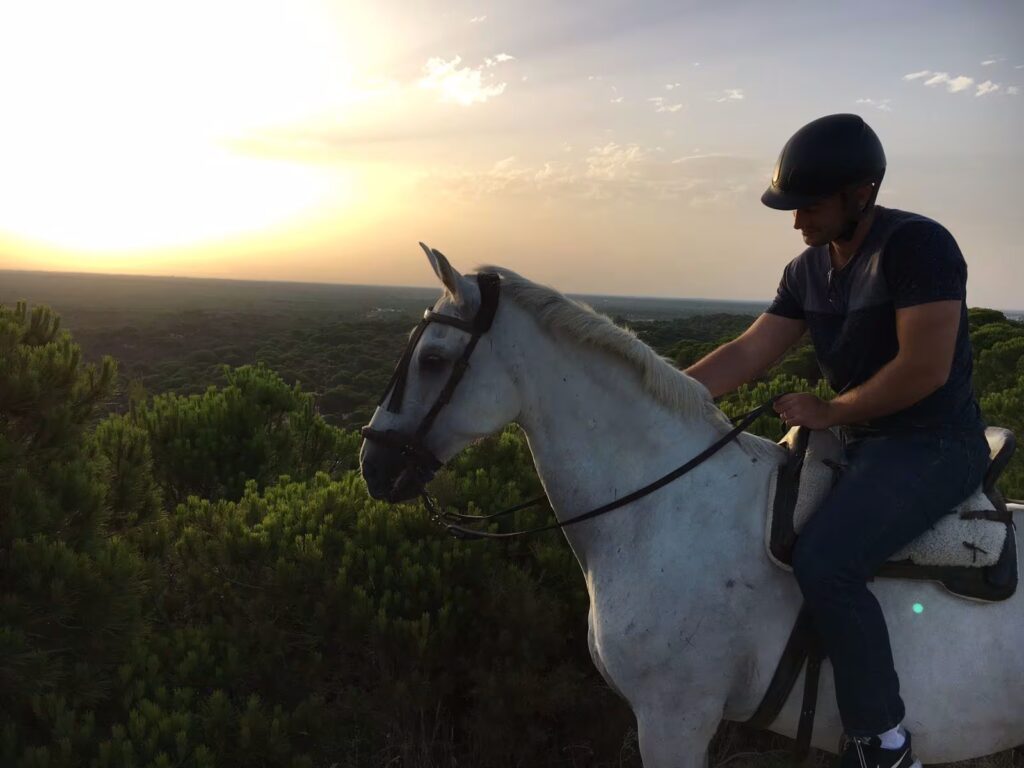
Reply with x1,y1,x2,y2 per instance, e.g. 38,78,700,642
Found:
474,265,781,462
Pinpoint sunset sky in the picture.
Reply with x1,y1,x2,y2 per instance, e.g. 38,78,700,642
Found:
1,0,1022,306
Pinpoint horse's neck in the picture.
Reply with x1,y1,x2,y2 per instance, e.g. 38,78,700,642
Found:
503,305,729,565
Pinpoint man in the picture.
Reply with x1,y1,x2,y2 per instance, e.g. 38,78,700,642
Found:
685,114,989,767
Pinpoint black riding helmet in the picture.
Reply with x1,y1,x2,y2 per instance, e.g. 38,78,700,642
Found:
761,114,886,210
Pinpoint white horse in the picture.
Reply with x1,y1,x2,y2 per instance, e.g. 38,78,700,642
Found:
359,246,1024,767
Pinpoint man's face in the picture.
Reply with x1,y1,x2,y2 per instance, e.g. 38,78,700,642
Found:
792,194,846,247
791,182,874,246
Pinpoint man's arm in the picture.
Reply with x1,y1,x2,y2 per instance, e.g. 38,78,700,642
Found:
829,299,960,423
685,313,806,398
774,300,961,428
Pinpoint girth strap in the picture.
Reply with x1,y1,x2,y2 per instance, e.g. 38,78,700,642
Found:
744,602,824,762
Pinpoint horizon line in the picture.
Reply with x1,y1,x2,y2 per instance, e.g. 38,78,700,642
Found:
0,266,774,307
3,266,1023,315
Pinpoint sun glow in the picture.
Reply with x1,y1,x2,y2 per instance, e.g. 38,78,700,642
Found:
0,0,372,258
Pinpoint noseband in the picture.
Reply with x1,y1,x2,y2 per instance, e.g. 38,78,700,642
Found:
360,272,502,473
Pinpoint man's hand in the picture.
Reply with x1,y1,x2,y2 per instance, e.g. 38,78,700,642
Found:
772,392,835,429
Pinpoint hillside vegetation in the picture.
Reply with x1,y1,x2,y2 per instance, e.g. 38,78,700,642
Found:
2,298,1022,767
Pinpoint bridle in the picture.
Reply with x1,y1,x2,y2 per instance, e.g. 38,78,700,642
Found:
360,269,782,540
360,271,502,478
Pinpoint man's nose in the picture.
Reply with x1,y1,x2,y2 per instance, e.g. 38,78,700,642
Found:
792,210,805,229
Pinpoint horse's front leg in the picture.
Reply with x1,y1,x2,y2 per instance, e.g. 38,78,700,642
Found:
636,701,721,768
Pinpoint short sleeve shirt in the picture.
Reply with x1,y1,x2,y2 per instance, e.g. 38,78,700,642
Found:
765,206,983,433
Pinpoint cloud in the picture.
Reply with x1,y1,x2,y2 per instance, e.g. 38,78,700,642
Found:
647,95,682,112
426,145,760,206
419,55,509,105
921,72,974,92
469,15,486,23
670,152,755,170
715,88,744,102
429,144,651,199
665,83,681,90
442,156,577,196
946,76,974,92
585,142,647,181
688,182,750,207
672,153,725,163
610,96,624,103
855,97,893,112
484,53,515,67
905,68,1019,97
981,58,999,66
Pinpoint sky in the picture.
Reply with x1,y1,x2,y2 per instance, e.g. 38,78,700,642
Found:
0,0,1022,307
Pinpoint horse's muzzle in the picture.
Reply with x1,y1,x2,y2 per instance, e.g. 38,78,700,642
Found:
361,441,437,502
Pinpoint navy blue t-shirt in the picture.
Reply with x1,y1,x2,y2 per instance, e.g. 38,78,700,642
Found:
766,205,983,434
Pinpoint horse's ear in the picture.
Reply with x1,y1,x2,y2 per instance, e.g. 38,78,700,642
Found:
419,242,474,306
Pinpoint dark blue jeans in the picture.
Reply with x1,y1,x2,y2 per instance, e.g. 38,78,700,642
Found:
791,427,990,737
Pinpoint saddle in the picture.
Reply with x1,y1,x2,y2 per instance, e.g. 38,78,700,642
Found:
767,425,1018,602
746,426,1019,762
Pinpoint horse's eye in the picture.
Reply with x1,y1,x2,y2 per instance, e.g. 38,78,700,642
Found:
420,353,446,371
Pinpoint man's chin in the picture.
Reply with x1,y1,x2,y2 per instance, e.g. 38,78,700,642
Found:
801,232,830,247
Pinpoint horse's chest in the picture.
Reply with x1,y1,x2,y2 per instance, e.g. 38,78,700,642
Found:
586,582,708,699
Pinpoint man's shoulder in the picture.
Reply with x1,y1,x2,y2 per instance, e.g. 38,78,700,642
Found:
878,207,968,304
878,206,957,248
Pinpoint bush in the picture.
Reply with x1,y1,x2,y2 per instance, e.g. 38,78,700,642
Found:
127,364,359,507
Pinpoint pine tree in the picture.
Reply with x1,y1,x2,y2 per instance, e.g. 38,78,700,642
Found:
130,363,357,507
0,302,150,765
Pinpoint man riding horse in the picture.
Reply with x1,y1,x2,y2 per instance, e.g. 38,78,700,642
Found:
685,113,989,767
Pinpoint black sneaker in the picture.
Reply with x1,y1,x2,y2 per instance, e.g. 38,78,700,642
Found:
838,727,921,768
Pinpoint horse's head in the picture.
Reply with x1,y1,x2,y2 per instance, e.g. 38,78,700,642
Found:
360,244,521,502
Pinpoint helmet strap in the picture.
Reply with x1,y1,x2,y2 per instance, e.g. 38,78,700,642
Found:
835,181,878,242
836,189,861,242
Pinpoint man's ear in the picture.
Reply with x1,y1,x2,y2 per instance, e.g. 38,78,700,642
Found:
420,242,475,306
857,181,875,212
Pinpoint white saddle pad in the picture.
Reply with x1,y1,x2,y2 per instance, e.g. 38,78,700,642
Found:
769,427,1007,569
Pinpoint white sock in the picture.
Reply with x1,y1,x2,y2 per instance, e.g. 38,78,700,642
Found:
878,723,906,749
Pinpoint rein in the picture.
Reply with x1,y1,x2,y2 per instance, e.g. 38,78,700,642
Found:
424,398,782,540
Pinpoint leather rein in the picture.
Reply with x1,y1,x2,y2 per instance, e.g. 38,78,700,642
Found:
360,270,781,540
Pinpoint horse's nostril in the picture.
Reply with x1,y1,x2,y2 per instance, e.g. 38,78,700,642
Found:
361,460,393,500
362,459,386,484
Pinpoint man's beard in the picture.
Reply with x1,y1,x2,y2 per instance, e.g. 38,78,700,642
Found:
834,191,864,242
801,228,835,247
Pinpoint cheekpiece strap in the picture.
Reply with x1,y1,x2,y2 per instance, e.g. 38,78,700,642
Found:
381,317,430,412
380,272,501,415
